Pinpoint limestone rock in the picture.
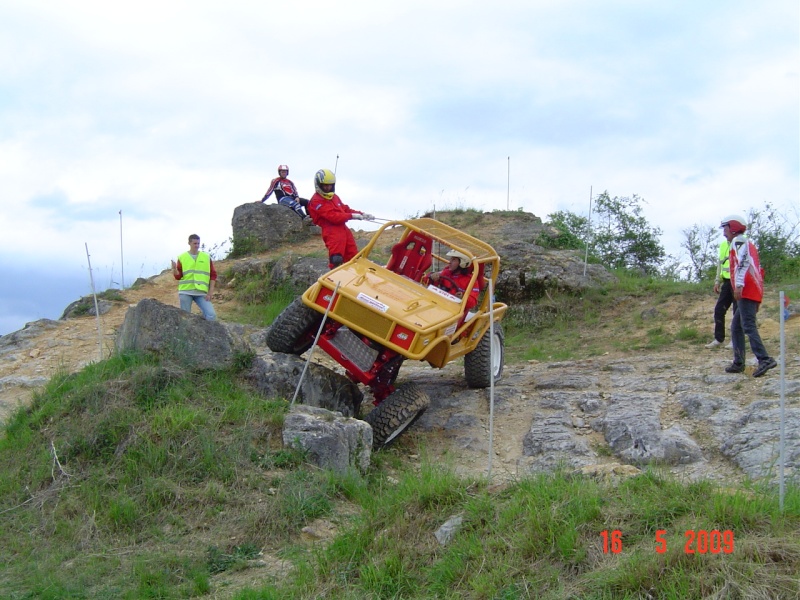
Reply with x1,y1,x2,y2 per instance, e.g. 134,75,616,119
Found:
243,353,363,418
282,404,372,474
231,202,315,253
115,298,251,370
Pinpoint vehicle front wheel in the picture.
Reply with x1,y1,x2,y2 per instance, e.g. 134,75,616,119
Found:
464,323,504,388
364,382,430,450
265,297,323,355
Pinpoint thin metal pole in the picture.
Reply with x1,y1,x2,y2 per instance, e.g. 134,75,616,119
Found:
487,277,495,480
334,154,340,175
506,156,510,210
779,291,786,510
119,210,125,289
291,282,341,406
583,186,593,278
84,243,103,362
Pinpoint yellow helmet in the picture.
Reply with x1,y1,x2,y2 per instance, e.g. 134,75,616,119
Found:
446,249,471,268
314,169,336,199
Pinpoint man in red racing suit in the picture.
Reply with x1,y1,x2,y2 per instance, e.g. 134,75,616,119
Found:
307,168,373,269
427,249,480,311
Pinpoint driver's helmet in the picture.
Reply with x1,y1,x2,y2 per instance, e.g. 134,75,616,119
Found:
277,164,289,177
446,249,471,268
314,169,336,199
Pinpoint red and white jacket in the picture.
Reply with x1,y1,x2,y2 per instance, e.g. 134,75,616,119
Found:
730,234,764,303
261,177,300,202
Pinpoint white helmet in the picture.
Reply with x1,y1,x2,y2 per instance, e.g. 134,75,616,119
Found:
720,214,747,234
446,249,471,268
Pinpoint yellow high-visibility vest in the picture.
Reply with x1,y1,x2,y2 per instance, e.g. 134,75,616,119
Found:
719,240,731,280
178,252,211,293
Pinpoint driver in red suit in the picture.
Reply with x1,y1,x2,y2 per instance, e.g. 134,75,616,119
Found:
307,168,374,269
427,249,480,311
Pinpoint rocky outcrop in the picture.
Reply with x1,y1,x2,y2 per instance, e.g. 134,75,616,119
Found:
232,202,316,253
243,353,363,418
220,254,329,291
115,298,251,370
282,405,372,474
495,244,618,301
406,351,800,484
60,297,115,319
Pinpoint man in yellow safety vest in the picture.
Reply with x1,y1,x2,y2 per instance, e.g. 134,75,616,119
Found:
171,234,217,320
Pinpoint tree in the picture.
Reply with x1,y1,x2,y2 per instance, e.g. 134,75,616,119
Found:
538,210,589,250
592,192,665,275
746,202,800,282
681,224,718,282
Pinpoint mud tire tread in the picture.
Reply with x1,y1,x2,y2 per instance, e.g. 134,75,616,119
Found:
364,382,430,449
265,297,323,355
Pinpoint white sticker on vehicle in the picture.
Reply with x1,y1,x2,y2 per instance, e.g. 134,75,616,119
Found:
426,285,461,303
356,293,389,313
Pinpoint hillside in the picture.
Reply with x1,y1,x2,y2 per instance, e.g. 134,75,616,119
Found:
2,214,798,483
1,213,799,598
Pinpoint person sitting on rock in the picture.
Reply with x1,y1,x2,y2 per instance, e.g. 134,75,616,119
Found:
261,164,311,223
425,249,480,311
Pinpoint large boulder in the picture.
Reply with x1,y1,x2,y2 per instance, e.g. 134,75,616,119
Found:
243,353,363,417
61,296,115,319
495,243,617,301
282,404,372,474
115,298,251,370
232,202,315,252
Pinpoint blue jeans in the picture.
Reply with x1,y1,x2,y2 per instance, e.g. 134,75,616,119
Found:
730,298,770,365
179,293,216,320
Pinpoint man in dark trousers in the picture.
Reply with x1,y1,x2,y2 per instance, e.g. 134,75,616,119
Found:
705,237,736,348
720,214,776,377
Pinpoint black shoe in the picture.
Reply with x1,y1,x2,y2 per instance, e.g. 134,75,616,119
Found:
753,358,777,378
725,362,745,374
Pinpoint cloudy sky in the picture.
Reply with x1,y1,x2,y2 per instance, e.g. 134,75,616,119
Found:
1,0,798,335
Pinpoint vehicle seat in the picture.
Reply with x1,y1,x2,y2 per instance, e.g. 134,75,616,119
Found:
386,232,433,282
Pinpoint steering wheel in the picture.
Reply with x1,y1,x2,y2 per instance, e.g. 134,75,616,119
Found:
436,275,464,298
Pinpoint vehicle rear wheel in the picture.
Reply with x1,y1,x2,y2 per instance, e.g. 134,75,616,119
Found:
464,323,504,388
364,382,430,450
265,297,323,355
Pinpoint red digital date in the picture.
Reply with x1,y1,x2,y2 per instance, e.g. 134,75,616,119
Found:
655,529,734,554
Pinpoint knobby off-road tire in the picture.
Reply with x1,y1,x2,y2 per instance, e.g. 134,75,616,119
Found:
364,382,430,450
464,323,504,389
265,297,323,355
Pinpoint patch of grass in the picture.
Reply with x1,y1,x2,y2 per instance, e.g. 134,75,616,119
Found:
2,359,799,600
229,234,265,258
207,542,262,574
501,276,727,363
227,280,300,327
0,351,322,596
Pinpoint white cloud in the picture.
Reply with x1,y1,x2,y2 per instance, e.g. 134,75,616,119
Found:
0,0,797,335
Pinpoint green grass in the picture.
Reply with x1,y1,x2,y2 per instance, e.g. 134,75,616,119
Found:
1,349,799,598
499,274,783,362
224,280,301,327
2,219,800,597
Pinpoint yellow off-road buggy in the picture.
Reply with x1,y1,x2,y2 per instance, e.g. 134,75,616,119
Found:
266,218,507,448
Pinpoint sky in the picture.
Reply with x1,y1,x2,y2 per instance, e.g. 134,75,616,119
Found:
1,0,798,336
